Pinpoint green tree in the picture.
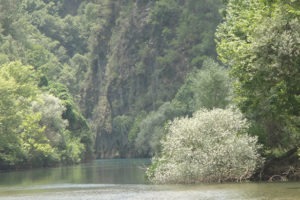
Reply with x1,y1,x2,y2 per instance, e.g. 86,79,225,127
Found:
216,0,300,150
20,111,59,167
48,82,94,161
0,0,22,36
0,61,91,168
133,58,232,157
0,62,39,168
189,58,231,110
134,102,173,156
0,0,94,166
171,58,231,115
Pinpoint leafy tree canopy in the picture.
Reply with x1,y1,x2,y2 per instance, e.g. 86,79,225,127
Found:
216,0,300,151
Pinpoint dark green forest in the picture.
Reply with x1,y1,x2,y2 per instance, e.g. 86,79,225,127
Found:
0,0,299,180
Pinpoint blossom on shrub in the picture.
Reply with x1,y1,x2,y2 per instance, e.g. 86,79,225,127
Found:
147,108,263,183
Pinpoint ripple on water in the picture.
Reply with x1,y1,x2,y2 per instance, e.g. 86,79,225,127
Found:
0,183,299,200
0,159,299,200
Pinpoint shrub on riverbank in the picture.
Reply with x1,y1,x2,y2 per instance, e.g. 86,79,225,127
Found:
146,108,263,184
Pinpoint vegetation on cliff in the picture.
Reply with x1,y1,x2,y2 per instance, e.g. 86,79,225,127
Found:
148,0,300,183
0,0,299,182
80,0,224,158
0,0,93,169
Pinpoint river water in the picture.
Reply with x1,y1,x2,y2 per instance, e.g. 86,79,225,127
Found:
0,159,299,200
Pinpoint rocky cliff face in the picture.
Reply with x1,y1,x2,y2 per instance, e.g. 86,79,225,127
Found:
81,0,223,158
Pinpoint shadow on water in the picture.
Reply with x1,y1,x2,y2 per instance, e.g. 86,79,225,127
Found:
0,159,299,200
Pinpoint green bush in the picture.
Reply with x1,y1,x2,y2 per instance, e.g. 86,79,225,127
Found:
147,108,263,183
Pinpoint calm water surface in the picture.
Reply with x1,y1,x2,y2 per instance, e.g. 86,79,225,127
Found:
0,159,299,200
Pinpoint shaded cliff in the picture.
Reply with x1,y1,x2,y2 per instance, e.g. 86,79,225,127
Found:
80,0,223,158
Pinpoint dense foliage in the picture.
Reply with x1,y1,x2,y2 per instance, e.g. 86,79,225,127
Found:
216,0,300,154
146,0,300,183
0,0,226,167
1,0,298,180
133,58,232,156
147,108,263,183
0,0,94,169
0,62,89,168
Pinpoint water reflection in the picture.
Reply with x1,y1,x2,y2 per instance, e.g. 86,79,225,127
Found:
0,159,150,187
0,159,299,200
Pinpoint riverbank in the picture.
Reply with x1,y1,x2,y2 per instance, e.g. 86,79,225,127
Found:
253,148,300,182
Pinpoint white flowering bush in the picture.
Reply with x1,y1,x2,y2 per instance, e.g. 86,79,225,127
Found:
146,108,263,184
